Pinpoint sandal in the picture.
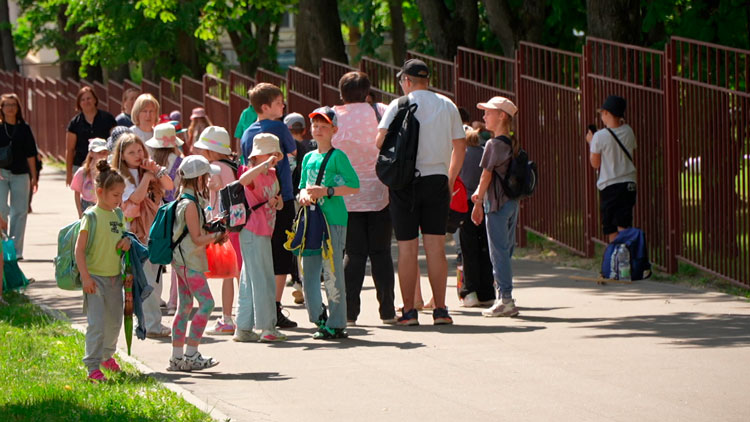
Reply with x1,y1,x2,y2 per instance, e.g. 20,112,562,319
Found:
184,352,219,370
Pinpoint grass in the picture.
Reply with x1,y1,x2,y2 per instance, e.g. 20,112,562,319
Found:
515,232,750,300
0,292,214,422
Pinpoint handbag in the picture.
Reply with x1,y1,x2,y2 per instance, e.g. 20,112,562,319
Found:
219,181,267,232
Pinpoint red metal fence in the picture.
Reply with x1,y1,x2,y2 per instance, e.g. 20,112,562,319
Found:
3,35,748,286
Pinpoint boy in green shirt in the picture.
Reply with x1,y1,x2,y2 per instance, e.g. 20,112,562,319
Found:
298,107,359,339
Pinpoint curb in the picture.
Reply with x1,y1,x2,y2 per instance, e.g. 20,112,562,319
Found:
33,299,232,422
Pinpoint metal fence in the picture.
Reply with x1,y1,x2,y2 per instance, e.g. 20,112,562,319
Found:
3,35,748,286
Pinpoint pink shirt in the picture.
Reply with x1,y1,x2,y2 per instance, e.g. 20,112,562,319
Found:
243,169,279,236
332,102,389,212
70,167,96,202
207,160,238,219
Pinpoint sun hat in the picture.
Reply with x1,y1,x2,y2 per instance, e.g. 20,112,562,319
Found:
397,59,430,79
190,107,206,120
308,106,338,126
88,138,108,153
145,122,184,149
106,126,132,151
283,112,305,130
249,133,282,159
179,155,221,179
477,96,518,117
598,95,626,118
193,126,232,155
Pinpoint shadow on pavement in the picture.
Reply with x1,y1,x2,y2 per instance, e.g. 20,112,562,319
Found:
157,371,292,384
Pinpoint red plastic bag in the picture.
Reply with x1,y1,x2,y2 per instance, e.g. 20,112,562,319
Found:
205,241,240,279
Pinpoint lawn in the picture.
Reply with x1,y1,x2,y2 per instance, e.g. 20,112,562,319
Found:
0,292,214,422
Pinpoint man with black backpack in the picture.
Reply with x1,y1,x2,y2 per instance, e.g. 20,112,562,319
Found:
375,59,466,326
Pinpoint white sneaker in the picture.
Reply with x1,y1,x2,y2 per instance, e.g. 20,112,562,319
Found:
461,292,480,307
482,299,519,317
233,329,260,342
260,328,287,342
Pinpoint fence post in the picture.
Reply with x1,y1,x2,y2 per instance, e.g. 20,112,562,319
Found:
663,40,679,274
581,40,596,258
318,64,325,107
514,49,527,248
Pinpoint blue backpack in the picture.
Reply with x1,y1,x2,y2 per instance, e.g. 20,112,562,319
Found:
601,228,652,281
148,193,199,265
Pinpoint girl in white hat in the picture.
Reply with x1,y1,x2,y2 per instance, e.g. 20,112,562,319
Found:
145,122,184,203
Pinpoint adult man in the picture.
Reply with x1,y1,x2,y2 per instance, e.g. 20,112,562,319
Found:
375,59,466,326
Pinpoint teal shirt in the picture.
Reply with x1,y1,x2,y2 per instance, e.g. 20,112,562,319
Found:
299,149,360,226
234,106,258,139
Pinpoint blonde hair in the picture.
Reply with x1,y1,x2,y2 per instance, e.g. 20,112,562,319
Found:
112,133,149,186
465,128,481,147
131,94,160,126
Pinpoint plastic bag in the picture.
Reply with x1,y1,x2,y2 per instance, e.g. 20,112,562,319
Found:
205,241,239,279
3,234,29,291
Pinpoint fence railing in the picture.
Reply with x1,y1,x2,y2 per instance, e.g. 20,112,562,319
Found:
4,34,748,287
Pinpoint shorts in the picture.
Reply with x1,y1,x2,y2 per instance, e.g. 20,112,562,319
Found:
271,199,296,275
389,175,450,241
599,182,637,235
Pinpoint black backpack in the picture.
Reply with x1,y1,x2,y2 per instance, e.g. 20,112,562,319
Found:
376,96,420,190
493,136,538,200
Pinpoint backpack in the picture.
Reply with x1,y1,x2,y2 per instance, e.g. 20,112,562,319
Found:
55,208,124,290
376,96,420,190
218,158,240,178
601,227,652,281
219,181,267,232
493,137,538,200
147,193,199,265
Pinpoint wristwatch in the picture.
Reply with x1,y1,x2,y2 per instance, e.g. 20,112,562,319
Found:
327,187,335,198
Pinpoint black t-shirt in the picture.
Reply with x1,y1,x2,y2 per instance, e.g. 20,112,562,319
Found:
67,110,117,166
0,121,38,175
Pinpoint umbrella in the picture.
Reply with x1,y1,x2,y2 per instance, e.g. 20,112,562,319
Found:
121,250,134,355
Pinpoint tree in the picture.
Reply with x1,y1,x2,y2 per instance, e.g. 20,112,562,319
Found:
0,0,19,71
295,0,348,72
387,0,406,64
415,0,477,59
482,0,550,57
587,0,641,45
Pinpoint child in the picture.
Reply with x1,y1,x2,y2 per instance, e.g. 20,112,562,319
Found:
112,133,174,338
192,125,241,335
298,107,359,339
186,107,212,156
168,155,223,371
145,122,184,203
71,138,109,218
76,159,131,382
233,133,286,342
239,83,298,329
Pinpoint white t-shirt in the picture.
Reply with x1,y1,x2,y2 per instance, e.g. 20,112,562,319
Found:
589,124,637,190
123,168,140,202
378,90,465,177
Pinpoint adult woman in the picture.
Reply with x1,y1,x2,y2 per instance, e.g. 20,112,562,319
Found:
65,86,117,186
130,94,159,146
0,93,40,259
331,71,396,325
116,88,140,127
186,107,211,156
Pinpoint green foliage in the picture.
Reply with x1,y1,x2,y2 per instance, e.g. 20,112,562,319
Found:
13,1,76,61
339,0,389,60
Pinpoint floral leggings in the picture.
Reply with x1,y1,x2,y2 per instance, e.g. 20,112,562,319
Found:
171,266,215,346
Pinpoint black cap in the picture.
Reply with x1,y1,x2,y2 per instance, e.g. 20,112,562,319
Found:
599,95,626,118
397,59,430,78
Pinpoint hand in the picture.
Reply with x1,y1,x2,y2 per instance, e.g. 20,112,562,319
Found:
116,237,131,252
448,177,456,195
298,189,313,206
140,159,160,173
471,203,484,226
82,276,97,294
213,232,229,245
269,194,283,210
65,172,72,187
265,155,279,167
306,185,326,201
471,190,482,204
31,177,39,193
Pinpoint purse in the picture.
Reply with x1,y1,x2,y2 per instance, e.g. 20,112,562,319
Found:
0,124,12,168
219,180,267,232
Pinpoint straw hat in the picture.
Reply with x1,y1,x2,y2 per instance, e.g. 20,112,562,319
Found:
145,122,184,149
249,133,282,159
193,126,232,155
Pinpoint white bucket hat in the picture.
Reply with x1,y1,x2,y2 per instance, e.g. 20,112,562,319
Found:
179,155,221,179
145,122,184,149
193,126,232,155
250,133,282,159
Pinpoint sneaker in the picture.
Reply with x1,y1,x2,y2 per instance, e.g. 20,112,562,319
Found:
397,308,419,326
292,284,304,304
260,328,287,342
313,325,348,340
381,317,398,325
461,292,479,307
146,325,172,339
167,356,191,372
100,357,121,372
346,320,356,327
433,308,454,325
184,352,219,371
88,369,108,383
276,306,298,328
210,318,236,335
482,299,520,317
233,329,260,342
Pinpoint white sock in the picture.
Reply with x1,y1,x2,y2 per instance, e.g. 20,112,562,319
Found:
224,315,234,325
185,345,198,356
172,346,183,359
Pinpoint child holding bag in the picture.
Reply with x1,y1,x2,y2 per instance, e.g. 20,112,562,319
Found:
76,160,131,382
168,155,224,371
233,133,286,343
145,122,184,203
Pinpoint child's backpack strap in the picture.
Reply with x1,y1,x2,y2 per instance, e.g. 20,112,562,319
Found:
172,193,201,250
82,208,97,252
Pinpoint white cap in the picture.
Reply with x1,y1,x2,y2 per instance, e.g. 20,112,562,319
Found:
88,138,108,153
477,96,518,117
193,126,232,155
179,155,221,179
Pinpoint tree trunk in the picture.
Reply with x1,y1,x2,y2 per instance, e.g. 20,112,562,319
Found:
56,5,80,80
177,29,201,79
388,0,406,65
455,0,478,48
296,0,348,73
84,64,103,83
482,0,516,57
0,0,19,72
518,0,546,44
587,0,641,45
415,0,464,59
295,1,314,72
142,59,156,82
109,63,130,82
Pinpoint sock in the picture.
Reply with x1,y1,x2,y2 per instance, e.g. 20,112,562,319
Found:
185,345,198,357
172,346,184,359
502,297,513,304
224,314,234,325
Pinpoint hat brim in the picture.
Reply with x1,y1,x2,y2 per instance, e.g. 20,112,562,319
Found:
308,112,334,125
208,164,222,175
193,139,232,156
89,146,108,153
145,137,184,149
477,102,497,110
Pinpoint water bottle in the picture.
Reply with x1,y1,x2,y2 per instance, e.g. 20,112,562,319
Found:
616,244,631,281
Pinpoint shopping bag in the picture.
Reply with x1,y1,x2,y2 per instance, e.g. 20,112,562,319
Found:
2,234,29,291
205,241,240,279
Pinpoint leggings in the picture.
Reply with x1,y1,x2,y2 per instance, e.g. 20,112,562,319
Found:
171,265,215,346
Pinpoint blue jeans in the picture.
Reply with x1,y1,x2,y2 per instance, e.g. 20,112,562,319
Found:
0,169,30,257
236,229,276,331
484,200,519,299
303,224,347,329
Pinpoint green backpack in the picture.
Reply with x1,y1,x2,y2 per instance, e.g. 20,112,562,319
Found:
54,208,124,290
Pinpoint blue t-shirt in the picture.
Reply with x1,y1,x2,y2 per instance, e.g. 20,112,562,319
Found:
241,119,297,201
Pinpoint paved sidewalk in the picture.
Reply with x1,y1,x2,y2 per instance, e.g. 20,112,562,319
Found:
18,168,750,422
